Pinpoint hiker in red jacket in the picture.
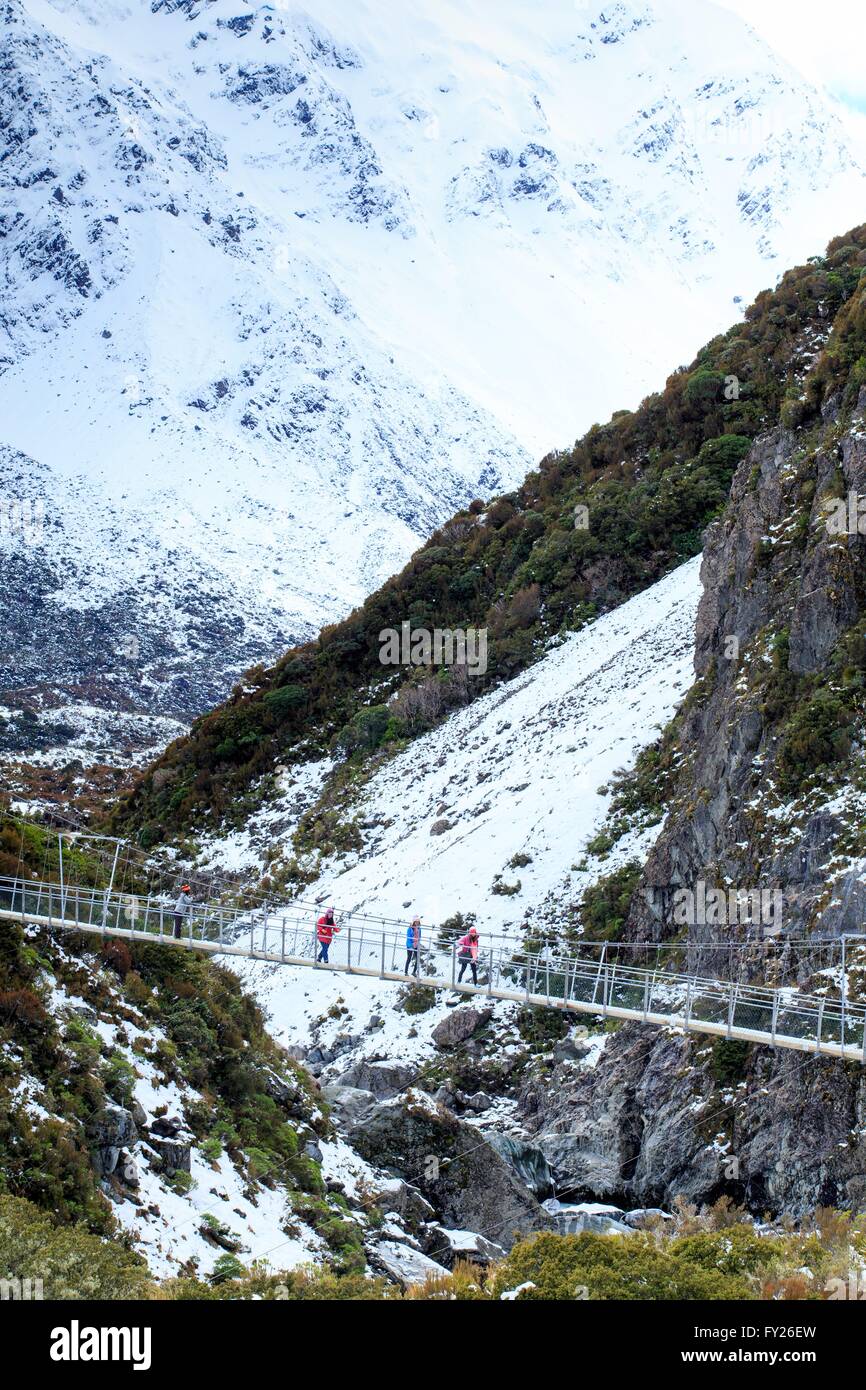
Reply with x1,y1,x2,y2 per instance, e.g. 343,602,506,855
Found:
316,907,340,963
456,925,480,986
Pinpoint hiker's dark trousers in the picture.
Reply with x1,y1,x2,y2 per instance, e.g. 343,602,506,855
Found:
173,914,183,939
317,942,330,963
458,958,477,985
405,950,419,976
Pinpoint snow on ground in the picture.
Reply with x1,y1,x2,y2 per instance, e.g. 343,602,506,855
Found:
21,933,326,1280
196,755,335,875
212,554,702,940
7,703,186,769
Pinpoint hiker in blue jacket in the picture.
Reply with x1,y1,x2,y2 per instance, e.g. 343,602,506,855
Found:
405,915,421,976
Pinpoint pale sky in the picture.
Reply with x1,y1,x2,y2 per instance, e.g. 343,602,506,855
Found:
716,0,866,112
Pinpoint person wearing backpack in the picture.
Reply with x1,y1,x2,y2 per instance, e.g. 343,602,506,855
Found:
405,915,421,976
456,925,480,986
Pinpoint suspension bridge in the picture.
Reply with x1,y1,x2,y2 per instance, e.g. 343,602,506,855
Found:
1,875,865,1062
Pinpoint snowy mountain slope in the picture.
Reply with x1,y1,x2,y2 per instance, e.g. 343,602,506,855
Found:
3,0,866,757
0,0,524,752
198,553,702,933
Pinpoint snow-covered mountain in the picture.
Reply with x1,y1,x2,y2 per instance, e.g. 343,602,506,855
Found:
2,0,866,757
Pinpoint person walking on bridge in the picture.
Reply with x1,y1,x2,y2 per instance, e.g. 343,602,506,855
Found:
456,925,479,986
316,907,340,963
173,884,193,939
405,915,421,977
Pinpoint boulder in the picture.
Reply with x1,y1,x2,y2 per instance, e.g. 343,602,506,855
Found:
542,1197,631,1235
147,1132,192,1176
369,1177,435,1228
371,1240,450,1288
422,1226,506,1268
87,1103,137,1177
433,1083,461,1110
335,1058,416,1099
623,1208,674,1229
348,1096,548,1249
432,1006,492,1050
118,1151,140,1188
464,1091,493,1114
150,1114,183,1138
321,1084,378,1126
553,1037,591,1065
306,1032,362,1073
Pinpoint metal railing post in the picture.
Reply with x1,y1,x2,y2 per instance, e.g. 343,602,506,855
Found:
591,944,607,1006
842,935,847,1053
727,983,737,1040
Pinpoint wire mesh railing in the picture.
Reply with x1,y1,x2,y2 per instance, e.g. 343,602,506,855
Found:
1,876,864,1060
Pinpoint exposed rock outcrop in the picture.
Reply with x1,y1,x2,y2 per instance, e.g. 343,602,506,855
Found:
348,1094,549,1248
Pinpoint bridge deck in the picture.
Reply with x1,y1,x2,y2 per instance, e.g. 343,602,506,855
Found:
1,877,864,1062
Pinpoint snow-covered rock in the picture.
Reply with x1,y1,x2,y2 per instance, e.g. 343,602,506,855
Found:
370,1240,450,1287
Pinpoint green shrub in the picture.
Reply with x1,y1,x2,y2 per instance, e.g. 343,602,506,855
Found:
579,861,642,941
0,1195,153,1299
711,1038,751,1085
490,1231,752,1300
400,984,437,1015
777,691,855,794
672,1226,786,1278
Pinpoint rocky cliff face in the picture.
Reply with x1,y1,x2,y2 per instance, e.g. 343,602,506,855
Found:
523,373,866,1218
637,394,866,944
